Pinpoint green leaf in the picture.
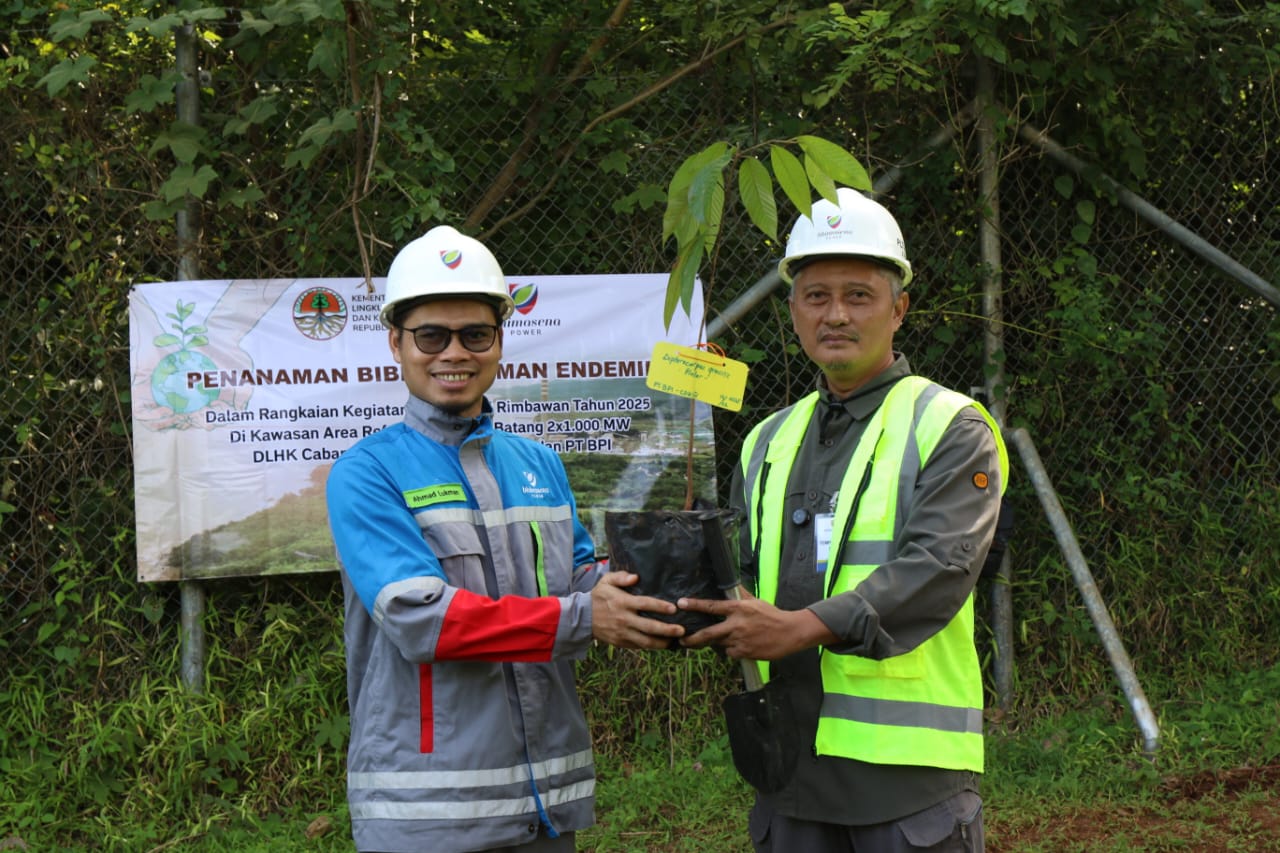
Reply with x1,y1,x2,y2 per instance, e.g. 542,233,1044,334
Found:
613,183,665,214
770,145,811,220
220,185,266,209
293,0,342,23
36,57,96,97
688,156,728,228
664,144,732,242
49,9,113,41
223,96,280,136
187,7,230,23
150,121,206,164
737,156,777,240
308,36,344,80
124,72,180,114
803,154,837,205
160,164,218,201
670,143,732,196
127,13,187,38
665,240,703,330
662,199,693,246
143,199,183,221
234,12,275,37
1076,200,1096,225
284,110,359,169
796,135,871,191
599,150,630,175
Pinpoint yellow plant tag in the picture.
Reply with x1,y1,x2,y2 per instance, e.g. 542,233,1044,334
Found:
646,341,748,411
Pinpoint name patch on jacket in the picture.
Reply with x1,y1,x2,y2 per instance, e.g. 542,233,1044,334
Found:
403,483,467,509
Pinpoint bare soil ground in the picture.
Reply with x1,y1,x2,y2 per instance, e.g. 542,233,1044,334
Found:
987,765,1280,852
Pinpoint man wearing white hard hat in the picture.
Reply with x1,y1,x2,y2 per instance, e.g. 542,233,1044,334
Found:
680,190,1009,852
326,225,684,853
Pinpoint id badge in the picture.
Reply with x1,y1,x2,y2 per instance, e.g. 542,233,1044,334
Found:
814,512,834,574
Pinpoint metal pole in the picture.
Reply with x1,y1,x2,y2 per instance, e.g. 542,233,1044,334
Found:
1018,121,1280,309
1008,428,1160,757
175,18,205,694
975,61,1014,712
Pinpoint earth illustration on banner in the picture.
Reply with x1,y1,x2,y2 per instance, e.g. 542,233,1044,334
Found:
150,348,218,413
148,297,218,414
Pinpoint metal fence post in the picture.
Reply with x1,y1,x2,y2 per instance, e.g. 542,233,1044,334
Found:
1017,120,1280,309
976,62,1014,712
175,18,206,694
1008,428,1160,757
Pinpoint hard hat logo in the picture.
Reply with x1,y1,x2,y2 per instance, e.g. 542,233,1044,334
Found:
380,225,516,329
778,187,914,287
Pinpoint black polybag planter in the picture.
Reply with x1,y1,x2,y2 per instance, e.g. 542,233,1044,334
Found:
604,507,743,641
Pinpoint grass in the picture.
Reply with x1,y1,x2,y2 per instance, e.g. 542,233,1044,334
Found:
18,666,1277,852
5,605,1278,852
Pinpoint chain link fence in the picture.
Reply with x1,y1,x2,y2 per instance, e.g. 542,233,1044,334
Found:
4,31,1278,710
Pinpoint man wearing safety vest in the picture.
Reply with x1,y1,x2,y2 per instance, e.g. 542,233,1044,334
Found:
679,188,1008,853
326,225,685,853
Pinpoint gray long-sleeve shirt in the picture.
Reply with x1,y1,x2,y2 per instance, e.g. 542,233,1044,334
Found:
731,354,1003,826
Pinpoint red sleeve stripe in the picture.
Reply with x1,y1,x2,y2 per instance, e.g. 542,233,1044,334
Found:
435,588,560,662
418,663,433,753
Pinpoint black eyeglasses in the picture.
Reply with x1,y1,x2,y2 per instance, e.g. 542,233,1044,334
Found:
402,323,500,355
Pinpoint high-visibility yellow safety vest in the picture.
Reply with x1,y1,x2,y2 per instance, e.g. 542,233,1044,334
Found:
738,376,1009,772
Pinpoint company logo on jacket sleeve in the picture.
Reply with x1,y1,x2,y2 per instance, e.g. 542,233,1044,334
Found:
521,470,551,498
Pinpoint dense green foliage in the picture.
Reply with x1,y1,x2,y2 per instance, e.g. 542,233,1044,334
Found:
3,0,1279,848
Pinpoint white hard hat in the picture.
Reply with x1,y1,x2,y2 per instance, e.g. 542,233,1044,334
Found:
778,187,913,287
380,225,514,328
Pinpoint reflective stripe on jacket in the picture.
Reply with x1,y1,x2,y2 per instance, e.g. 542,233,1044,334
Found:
739,375,1008,772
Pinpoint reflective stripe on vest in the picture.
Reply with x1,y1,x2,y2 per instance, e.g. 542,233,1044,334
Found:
739,376,1008,772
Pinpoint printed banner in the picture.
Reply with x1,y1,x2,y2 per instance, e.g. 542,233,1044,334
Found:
129,275,714,582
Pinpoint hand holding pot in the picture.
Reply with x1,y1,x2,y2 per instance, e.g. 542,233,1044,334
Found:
591,571,687,650
677,593,837,660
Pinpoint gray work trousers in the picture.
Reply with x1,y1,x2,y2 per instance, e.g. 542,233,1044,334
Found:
749,790,984,853
367,828,575,853
490,829,576,853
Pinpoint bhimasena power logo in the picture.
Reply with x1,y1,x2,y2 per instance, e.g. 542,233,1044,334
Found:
510,281,538,315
